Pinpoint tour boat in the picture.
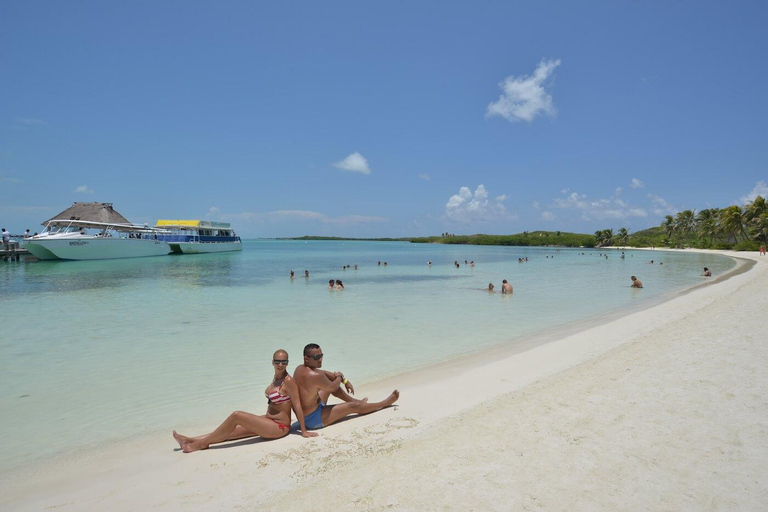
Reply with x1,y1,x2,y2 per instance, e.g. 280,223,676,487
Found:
25,220,171,260
154,220,242,254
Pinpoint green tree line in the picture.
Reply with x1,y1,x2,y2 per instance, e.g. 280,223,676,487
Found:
594,195,767,250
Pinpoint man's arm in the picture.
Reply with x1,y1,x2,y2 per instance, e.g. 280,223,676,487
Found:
317,369,355,395
309,370,343,393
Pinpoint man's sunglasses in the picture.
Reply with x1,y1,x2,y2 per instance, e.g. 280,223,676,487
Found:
273,359,289,365
307,354,324,360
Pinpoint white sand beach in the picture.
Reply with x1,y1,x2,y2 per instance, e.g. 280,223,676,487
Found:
3,250,767,511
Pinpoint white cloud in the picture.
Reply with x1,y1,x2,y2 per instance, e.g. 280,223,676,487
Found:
0,172,21,184
532,201,540,209
418,173,430,181
445,184,513,222
210,209,387,226
486,59,561,123
739,180,768,205
631,178,645,189
647,194,677,216
542,211,556,221
16,117,48,126
72,185,94,194
268,210,386,225
615,187,623,196
552,189,648,220
333,152,371,175
0,205,52,212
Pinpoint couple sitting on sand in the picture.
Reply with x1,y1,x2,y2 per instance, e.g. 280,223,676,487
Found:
173,344,399,452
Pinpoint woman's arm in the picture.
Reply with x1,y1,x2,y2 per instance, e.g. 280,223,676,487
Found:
284,377,318,438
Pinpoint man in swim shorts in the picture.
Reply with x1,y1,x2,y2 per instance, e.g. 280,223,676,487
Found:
294,343,399,430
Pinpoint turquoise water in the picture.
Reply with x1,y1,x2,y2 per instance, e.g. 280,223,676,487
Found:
0,241,735,474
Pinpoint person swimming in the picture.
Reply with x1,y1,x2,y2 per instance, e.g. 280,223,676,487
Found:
335,279,344,290
328,279,335,290
703,267,712,277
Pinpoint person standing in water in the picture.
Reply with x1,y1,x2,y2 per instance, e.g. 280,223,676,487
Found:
501,280,513,294
631,276,643,288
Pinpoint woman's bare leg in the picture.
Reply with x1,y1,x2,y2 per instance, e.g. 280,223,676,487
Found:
173,411,287,453
173,425,256,449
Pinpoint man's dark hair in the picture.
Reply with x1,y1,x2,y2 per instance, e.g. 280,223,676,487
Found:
304,343,321,356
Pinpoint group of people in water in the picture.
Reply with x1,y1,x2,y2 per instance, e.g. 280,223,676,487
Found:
173,344,399,452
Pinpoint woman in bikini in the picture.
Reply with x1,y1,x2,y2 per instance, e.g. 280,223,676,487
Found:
172,349,317,452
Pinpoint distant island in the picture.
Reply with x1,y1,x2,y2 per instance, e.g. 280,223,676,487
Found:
285,195,767,252
286,231,598,247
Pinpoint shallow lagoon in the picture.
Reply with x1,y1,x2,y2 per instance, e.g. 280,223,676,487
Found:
0,241,735,474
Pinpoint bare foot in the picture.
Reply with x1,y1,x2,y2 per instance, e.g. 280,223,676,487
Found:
181,440,209,453
385,390,400,407
173,430,194,449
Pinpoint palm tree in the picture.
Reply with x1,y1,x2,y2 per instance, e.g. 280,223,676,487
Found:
675,209,697,237
720,205,748,242
745,195,766,221
696,208,720,244
616,228,630,245
662,215,675,239
745,196,766,243
751,212,768,244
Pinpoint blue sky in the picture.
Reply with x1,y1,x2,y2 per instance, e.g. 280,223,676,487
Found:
1,1,766,237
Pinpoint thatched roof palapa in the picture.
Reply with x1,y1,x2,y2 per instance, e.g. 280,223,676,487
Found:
43,202,132,225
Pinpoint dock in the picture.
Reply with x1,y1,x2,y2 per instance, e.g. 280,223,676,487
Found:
1,243,30,261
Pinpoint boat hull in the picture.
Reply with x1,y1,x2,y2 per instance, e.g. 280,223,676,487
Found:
34,238,171,260
172,241,242,254
23,242,61,260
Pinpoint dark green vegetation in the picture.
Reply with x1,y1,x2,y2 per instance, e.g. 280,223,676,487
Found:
288,236,411,242
288,196,767,252
410,231,595,247
594,196,767,251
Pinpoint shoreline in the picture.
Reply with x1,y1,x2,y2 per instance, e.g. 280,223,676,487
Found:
2,249,764,510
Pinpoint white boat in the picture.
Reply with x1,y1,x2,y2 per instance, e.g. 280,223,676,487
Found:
25,220,171,260
154,220,242,254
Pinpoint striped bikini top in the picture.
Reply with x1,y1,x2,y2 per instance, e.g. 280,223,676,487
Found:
266,383,291,405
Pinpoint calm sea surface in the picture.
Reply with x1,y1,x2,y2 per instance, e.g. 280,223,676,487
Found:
0,241,735,474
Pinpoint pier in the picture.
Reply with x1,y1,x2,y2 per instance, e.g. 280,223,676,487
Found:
1,243,30,261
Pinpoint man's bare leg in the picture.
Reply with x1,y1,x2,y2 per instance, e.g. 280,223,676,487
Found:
321,390,399,427
318,387,368,405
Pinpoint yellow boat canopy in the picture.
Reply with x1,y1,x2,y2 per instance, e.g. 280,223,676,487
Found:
155,220,232,229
